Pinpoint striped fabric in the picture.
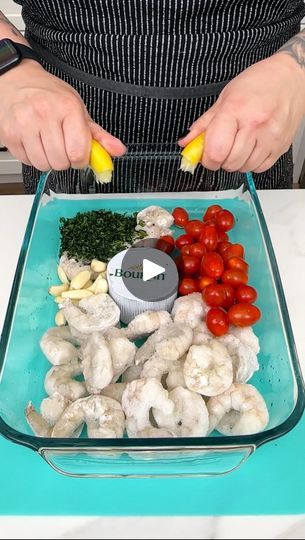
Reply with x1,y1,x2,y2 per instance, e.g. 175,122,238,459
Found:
14,0,305,193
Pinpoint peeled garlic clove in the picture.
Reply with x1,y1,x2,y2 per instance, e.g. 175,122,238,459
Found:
61,289,93,300
55,310,66,326
83,279,93,289
57,265,69,285
70,270,92,290
91,259,107,273
49,284,69,296
93,277,108,294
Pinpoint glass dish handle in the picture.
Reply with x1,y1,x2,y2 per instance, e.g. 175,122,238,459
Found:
40,445,255,478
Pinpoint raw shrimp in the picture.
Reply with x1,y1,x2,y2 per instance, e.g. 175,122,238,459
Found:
81,333,113,394
184,341,233,397
139,427,176,438
166,355,187,390
63,293,120,335
25,402,51,437
52,395,125,438
104,327,136,380
59,253,91,281
140,355,180,381
207,383,269,436
40,326,79,366
155,323,193,361
136,206,174,230
192,322,212,346
230,326,260,354
100,382,127,404
134,332,159,366
124,310,172,341
45,360,87,401
40,393,71,426
171,293,209,329
121,364,143,383
121,378,174,438
153,386,209,437
218,333,259,383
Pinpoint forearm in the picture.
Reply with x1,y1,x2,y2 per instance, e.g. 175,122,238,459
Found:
0,10,28,45
277,28,305,75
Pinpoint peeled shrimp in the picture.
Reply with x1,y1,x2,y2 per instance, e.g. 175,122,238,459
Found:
63,293,120,335
230,326,260,355
139,427,175,438
166,355,187,390
103,327,136,380
121,364,143,383
44,360,87,401
81,333,113,394
124,310,172,341
136,206,174,230
153,386,209,437
171,293,208,329
100,382,127,404
59,253,91,281
135,332,159,366
207,383,269,436
40,326,79,366
140,354,180,381
25,402,51,437
40,393,71,426
192,322,212,346
218,333,259,383
135,323,192,365
122,378,174,438
52,395,125,438
184,341,233,397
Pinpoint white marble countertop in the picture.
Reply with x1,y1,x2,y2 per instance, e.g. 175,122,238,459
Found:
1,191,305,539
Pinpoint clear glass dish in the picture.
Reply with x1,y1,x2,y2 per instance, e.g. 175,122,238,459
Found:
0,146,304,478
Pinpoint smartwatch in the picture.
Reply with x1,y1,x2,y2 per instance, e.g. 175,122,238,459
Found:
0,38,42,75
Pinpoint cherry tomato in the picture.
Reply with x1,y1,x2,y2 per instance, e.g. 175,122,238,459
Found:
203,283,226,308
180,244,191,256
181,255,201,275
217,241,232,257
179,278,199,296
215,209,235,232
189,242,207,258
156,235,175,254
173,207,189,228
185,219,205,240
235,285,258,304
206,308,229,336
217,230,229,243
203,204,222,222
201,252,224,279
226,256,249,274
175,234,194,250
222,243,245,262
222,284,235,309
199,225,218,251
174,255,183,273
222,269,249,287
197,275,216,290
228,303,261,327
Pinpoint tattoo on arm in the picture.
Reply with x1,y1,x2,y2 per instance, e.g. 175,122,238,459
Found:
0,10,22,38
279,29,305,70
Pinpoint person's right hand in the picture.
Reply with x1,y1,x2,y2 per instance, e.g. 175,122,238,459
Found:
0,60,126,171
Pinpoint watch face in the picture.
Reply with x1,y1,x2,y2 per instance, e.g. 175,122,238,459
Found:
0,40,20,72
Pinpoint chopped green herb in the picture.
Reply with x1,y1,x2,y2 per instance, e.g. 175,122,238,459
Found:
59,209,140,262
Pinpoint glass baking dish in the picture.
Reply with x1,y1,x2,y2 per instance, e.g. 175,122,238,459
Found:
0,146,304,478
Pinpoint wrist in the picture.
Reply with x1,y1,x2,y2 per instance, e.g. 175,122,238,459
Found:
274,50,305,85
0,57,44,83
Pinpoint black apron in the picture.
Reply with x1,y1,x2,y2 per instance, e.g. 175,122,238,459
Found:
15,0,305,193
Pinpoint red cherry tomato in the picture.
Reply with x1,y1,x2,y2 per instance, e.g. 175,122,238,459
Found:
222,284,235,309
199,225,218,251
180,244,191,256
181,255,201,275
235,285,258,304
203,204,222,222
179,278,199,296
172,207,189,228
185,219,205,240
217,230,229,243
217,241,232,257
203,284,226,308
197,275,216,290
201,252,224,279
156,235,175,254
206,308,229,336
215,209,235,232
226,256,249,274
189,242,207,258
222,269,249,287
175,234,194,250
228,303,261,327
222,243,245,262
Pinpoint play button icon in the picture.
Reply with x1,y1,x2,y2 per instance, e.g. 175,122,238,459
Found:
143,259,165,282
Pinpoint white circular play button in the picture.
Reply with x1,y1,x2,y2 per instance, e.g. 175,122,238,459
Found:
142,259,165,282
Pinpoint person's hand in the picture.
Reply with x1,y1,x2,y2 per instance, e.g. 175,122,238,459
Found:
0,60,126,171
179,53,305,173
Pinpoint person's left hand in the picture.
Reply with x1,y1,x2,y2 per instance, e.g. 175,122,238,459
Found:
178,53,305,173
